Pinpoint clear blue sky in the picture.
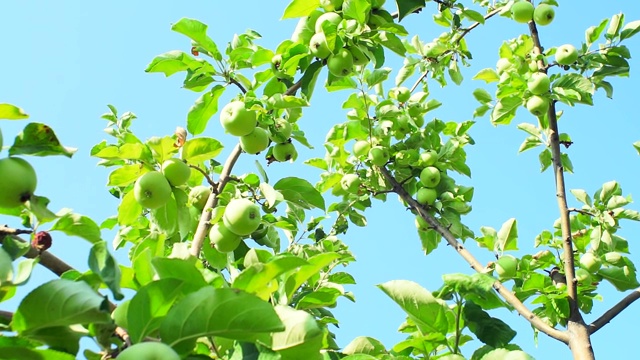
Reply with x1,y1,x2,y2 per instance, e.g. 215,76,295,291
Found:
2,1,640,358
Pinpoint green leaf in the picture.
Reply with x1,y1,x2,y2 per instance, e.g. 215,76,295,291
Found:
282,0,320,19
472,68,499,83
12,258,38,286
301,61,323,100
472,88,492,104
171,18,222,60
145,51,200,76
117,190,143,226
463,302,516,348
496,218,518,252
108,164,146,187
187,85,225,136
377,280,450,335
274,177,325,210
9,123,76,158
270,305,323,359
448,61,463,85
297,287,344,309
366,68,392,88
397,0,426,22
233,255,308,299
375,32,406,56
152,257,208,290
159,287,284,354
342,0,371,24
50,212,102,243
440,273,506,310
539,148,552,172
0,249,13,286
570,189,592,206
0,104,28,120
491,96,520,125
24,196,58,224
88,242,123,300
621,20,640,40
285,252,341,298
12,279,111,334
147,136,178,163
518,136,542,153
342,336,387,356
149,197,179,236
461,9,485,24
599,260,640,291
0,347,75,360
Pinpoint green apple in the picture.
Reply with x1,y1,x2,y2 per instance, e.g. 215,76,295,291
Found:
496,58,512,75
495,255,518,278
271,54,288,79
304,10,324,30
579,252,601,273
419,150,438,166
134,171,172,209
416,187,437,206
240,127,270,154
223,198,262,236
272,142,297,162
368,146,389,166
188,185,212,210
220,100,257,136
348,46,369,66
161,158,191,186
533,4,555,26
419,166,441,188
315,12,342,33
209,222,242,253
320,0,343,11
393,87,411,103
269,118,293,143
525,95,549,117
504,350,534,360
310,32,332,59
575,268,592,284
0,157,37,208
527,72,550,95
605,251,623,265
353,140,371,158
510,1,534,23
117,342,180,360
423,42,446,58
555,44,578,65
327,49,354,77
340,173,361,194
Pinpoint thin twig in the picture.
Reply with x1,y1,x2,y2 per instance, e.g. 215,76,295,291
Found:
0,310,13,321
568,208,594,216
189,164,217,187
588,288,640,334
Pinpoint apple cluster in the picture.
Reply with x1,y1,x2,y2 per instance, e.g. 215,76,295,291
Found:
0,128,38,209
133,158,191,209
209,198,262,253
509,1,555,26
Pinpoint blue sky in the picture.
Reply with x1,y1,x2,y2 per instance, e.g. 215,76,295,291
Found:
2,1,640,358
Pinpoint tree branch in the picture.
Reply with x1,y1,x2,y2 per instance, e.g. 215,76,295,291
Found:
378,166,569,344
0,310,13,322
0,226,73,277
588,288,640,334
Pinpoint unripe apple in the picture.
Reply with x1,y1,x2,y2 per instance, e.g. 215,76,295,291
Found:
272,142,297,162
310,32,332,59
320,0,343,12
269,118,293,143
188,185,212,210
555,44,578,65
271,54,288,79
117,342,180,360
527,72,550,95
504,350,534,360
220,100,257,136
161,158,191,186
223,198,262,236
525,95,549,117
327,49,354,77
0,157,37,208
340,174,361,194
495,255,518,278
496,58,512,75
209,222,242,253
315,12,342,33
416,187,437,206
510,1,534,23
348,46,369,66
353,140,371,158
134,171,172,209
304,10,324,31
575,268,592,284
423,42,446,58
392,87,411,103
604,251,623,265
419,150,438,166
533,4,555,26
579,252,602,273
419,166,441,188
368,146,389,166
240,127,270,154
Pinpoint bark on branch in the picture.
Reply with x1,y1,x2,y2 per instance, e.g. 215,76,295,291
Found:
0,226,73,277
588,288,640,334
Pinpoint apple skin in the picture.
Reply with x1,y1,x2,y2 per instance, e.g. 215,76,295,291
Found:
511,1,534,23
353,140,371,158
393,87,411,103
419,150,438,166
240,127,270,154
304,10,324,31
220,100,257,136
575,268,592,284
416,187,438,206
269,118,293,143
368,146,389,166
555,44,579,65
310,32,332,59
161,158,191,186
209,222,242,253
327,49,354,77
116,342,180,360
0,157,37,208
527,72,550,95
134,171,172,209
495,255,518,278
188,185,212,210
315,12,342,33
348,46,369,66
271,54,288,79
272,142,297,162
525,95,549,117
419,166,441,188
579,252,602,273
533,4,555,26
340,174,361,194
223,198,262,236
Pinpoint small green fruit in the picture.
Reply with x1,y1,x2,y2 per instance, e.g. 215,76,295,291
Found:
393,87,411,103
310,32,332,59
419,150,438,166
555,44,578,65
533,4,555,26
209,222,242,253
340,174,361,194
353,140,371,158
416,188,437,206
240,127,270,154
161,158,191,186
0,157,37,208
527,72,550,95
579,252,602,273
188,185,212,210
368,146,389,166
511,1,534,23
134,171,172,209
495,255,518,278
271,54,288,78
315,12,342,33
526,95,549,117
348,46,369,66
223,198,262,236
116,342,180,360
419,166,441,188
220,100,257,136
272,142,297,162
327,49,354,77
304,10,323,30
496,58,512,75
269,118,293,143
575,268,592,284
604,251,623,265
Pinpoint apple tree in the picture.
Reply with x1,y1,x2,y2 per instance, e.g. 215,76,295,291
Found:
1,0,640,359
